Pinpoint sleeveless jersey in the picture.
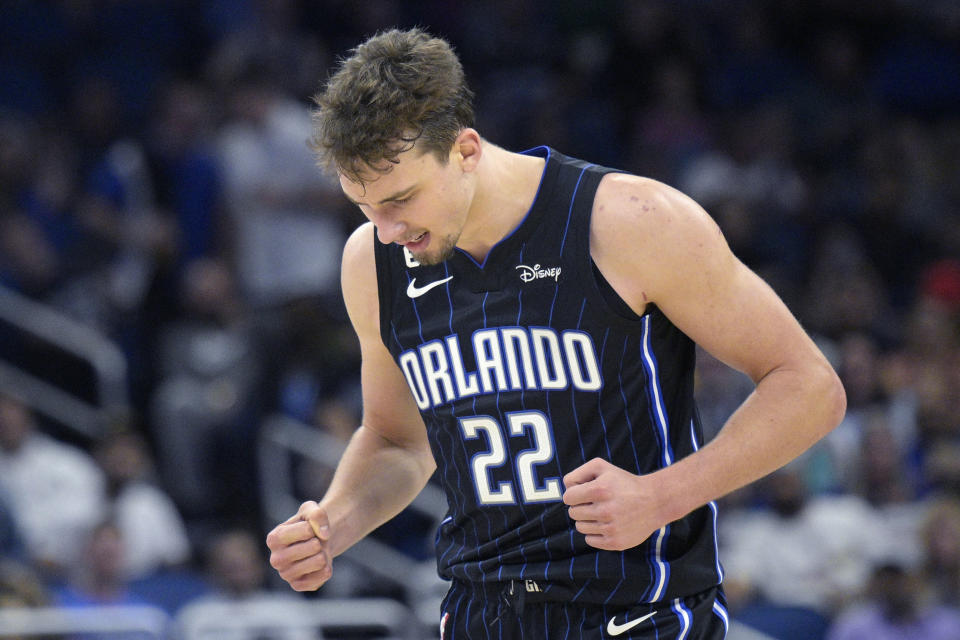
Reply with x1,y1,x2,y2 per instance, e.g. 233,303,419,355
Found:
373,147,723,605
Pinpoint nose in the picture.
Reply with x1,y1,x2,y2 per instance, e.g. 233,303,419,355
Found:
370,210,407,245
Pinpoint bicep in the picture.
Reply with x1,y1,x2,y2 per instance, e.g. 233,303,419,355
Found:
356,333,430,449
664,253,815,383
596,177,822,383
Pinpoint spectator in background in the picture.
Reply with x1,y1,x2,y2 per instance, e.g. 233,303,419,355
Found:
203,0,328,103
93,428,192,580
203,528,270,600
174,527,314,640
50,74,180,335
628,57,713,182
52,520,159,640
848,413,930,570
0,208,60,301
0,110,86,302
0,489,27,563
145,79,223,267
274,299,361,427
920,498,960,608
826,563,960,640
54,520,144,608
215,60,347,308
151,257,265,528
0,559,51,615
823,333,920,494
720,464,883,618
0,112,74,301
0,112,34,216
0,561,54,640
0,391,106,582
906,261,960,497
801,227,892,342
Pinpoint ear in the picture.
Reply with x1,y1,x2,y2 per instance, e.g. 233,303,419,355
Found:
453,128,482,172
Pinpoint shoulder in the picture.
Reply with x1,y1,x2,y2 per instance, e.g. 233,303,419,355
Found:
341,222,378,294
342,221,376,270
590,172,727,309
593,172,721,247
340,222,381,338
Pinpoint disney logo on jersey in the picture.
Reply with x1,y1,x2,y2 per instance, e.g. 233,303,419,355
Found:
516,263,561,283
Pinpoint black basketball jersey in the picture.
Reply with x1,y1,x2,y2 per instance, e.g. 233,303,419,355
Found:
373,147,723,605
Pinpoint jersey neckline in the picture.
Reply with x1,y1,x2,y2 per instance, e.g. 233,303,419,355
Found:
451,146,560,272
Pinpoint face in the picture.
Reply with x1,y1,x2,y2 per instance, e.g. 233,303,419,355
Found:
88,524,125,582
0,395,32,452
339,138,476,266
211,531,265,595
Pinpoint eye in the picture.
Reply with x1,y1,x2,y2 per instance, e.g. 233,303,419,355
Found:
391,195,414,206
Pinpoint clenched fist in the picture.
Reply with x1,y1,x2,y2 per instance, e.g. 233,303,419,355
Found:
563,458,668,551
265,501,333,591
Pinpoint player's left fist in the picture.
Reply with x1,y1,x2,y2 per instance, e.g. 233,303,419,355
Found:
562,457,663,551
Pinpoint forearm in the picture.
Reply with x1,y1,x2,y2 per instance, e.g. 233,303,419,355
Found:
319,424,436,558
655,361,845,523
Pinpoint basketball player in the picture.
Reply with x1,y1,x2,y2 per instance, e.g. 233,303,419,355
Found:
265,28,846,639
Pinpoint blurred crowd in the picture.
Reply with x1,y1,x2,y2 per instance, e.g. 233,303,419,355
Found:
1,1,959,638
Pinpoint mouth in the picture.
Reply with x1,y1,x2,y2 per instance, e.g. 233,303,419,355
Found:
402,231,429,250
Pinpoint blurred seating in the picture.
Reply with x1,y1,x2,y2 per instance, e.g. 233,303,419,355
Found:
129,568,211,616
0,3,958,638
0,604,170,639
735,603,831,640
175,596,418,640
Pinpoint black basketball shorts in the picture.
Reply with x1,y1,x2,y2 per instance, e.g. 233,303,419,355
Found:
439,579,728,639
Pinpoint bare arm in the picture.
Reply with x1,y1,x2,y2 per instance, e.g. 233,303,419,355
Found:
563,174,845,550
267,222,436,589
315,222,436,555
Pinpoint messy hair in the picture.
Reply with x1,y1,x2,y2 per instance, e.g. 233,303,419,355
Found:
310,28,475,184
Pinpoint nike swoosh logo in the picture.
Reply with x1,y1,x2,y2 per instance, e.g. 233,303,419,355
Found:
406,276,453,298
606,611,656,636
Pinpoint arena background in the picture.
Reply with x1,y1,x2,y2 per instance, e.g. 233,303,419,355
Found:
1,1,959,638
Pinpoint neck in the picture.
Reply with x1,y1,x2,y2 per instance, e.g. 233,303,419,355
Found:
457,143,545,262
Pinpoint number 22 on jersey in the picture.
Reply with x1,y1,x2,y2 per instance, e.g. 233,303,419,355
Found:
459,411,563,505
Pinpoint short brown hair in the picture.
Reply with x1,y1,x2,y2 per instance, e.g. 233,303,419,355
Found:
310,28,475,184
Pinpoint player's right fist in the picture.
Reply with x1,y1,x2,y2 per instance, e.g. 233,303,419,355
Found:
266,501,333,591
